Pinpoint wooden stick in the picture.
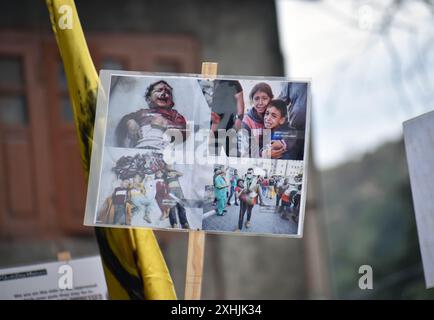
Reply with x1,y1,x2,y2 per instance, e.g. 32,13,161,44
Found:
57,251,71,262
201,62,218,79
184,62,218,300
185,230,206,299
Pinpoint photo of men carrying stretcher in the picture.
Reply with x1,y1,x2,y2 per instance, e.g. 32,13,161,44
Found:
202,160,303,235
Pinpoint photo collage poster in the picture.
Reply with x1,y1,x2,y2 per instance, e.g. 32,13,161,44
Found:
84,71,310,237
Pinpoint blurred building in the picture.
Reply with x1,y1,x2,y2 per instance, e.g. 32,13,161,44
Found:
0,0,330,299
270,160,303,177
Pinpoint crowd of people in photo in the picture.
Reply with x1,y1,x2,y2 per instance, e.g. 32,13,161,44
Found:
212,166,302,231
104,78,306,232
98,152,190,229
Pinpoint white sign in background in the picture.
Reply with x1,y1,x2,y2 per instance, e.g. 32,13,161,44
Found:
0,256,108,300
403,111,434,288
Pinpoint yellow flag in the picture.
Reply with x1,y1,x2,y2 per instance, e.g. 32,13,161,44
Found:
46,0,177,300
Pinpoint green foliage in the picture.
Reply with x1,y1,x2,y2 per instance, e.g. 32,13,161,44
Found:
321,139,434,299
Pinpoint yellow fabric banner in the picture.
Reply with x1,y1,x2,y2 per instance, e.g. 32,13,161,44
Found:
46,0,177,300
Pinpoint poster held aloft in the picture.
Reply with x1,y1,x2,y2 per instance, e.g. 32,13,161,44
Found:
84,62,311,299
84,70,310,236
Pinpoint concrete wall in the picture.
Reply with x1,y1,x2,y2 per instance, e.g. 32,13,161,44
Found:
1,0,284,77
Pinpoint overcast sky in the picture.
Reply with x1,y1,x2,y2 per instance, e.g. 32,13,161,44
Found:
276,0,434,169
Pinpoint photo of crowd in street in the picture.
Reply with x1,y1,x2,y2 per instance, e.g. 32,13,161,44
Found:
201,160,303,235
85,72,309,236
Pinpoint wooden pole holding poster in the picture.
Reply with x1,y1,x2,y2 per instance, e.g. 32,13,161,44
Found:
57,251,71,262
184,230,206,299
184,62,218,300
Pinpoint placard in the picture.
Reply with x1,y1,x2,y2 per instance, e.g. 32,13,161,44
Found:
403,111,434,288
0,256,108,300
84,71,311,237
